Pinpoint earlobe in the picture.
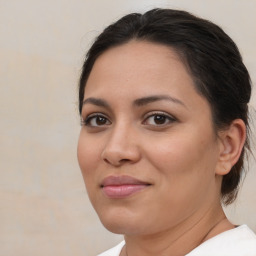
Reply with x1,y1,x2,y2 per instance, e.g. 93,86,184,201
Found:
216,119,246,176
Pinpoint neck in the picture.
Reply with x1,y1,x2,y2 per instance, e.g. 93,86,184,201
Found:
122,205,234,256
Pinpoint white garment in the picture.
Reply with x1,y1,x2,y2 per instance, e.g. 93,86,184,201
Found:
97,225,256,256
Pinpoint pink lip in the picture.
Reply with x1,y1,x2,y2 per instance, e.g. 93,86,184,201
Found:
101,175,151,198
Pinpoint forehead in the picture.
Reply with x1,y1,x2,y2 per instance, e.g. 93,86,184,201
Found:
84,40,193,96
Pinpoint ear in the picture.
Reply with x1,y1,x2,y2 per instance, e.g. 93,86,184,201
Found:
215,119,246,176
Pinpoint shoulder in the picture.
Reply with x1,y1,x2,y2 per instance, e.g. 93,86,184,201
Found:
186,225,256,256
97,241,125,256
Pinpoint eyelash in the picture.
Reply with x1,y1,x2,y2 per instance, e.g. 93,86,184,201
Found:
143,111,176,126
81,112,176,128
81,113,111,127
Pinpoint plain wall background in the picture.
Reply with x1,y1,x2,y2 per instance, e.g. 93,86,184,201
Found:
0,0,255,255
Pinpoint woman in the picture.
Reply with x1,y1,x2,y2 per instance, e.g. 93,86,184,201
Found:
77,8,256,256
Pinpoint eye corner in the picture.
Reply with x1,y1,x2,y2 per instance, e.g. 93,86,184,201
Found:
80,118,86,126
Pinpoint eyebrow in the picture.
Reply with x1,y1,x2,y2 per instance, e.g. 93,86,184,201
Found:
83,97,111,109
82,94,186,109
134,95,187,108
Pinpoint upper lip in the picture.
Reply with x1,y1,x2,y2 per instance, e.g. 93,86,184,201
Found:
101,175,151,187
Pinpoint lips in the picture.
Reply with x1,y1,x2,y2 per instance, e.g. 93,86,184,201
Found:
101,175,151,198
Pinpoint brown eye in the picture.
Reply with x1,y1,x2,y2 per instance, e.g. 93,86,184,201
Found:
83,114,111,127
95,116,108,125
154,115,167,124
143,112,176,126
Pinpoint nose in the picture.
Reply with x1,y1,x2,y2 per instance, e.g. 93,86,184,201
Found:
101,124,141,167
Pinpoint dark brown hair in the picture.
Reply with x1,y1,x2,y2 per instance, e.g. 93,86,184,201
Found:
78,8,251,205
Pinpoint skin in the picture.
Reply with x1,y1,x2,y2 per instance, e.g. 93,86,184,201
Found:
77,41,246,256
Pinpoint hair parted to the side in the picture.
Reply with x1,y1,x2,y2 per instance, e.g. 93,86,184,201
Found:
78,8,252,205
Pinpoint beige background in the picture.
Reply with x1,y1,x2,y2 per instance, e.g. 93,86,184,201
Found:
0,0,255,256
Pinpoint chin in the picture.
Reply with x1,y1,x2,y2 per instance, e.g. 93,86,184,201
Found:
96,207,147,235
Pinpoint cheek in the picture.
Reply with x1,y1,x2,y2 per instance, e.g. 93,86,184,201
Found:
144,129,218,182
77,132,102,182
77,133,105,208
146,134,219,216
146,137,198,170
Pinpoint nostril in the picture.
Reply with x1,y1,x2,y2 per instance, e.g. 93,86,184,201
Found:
101,143,141,166
103,157,130,166
120,159,130,163
103,158,111,164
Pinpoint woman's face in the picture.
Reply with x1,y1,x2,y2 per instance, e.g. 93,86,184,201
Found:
77,41,223,235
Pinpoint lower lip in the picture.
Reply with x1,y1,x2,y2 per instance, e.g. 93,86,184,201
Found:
102,184,149,198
